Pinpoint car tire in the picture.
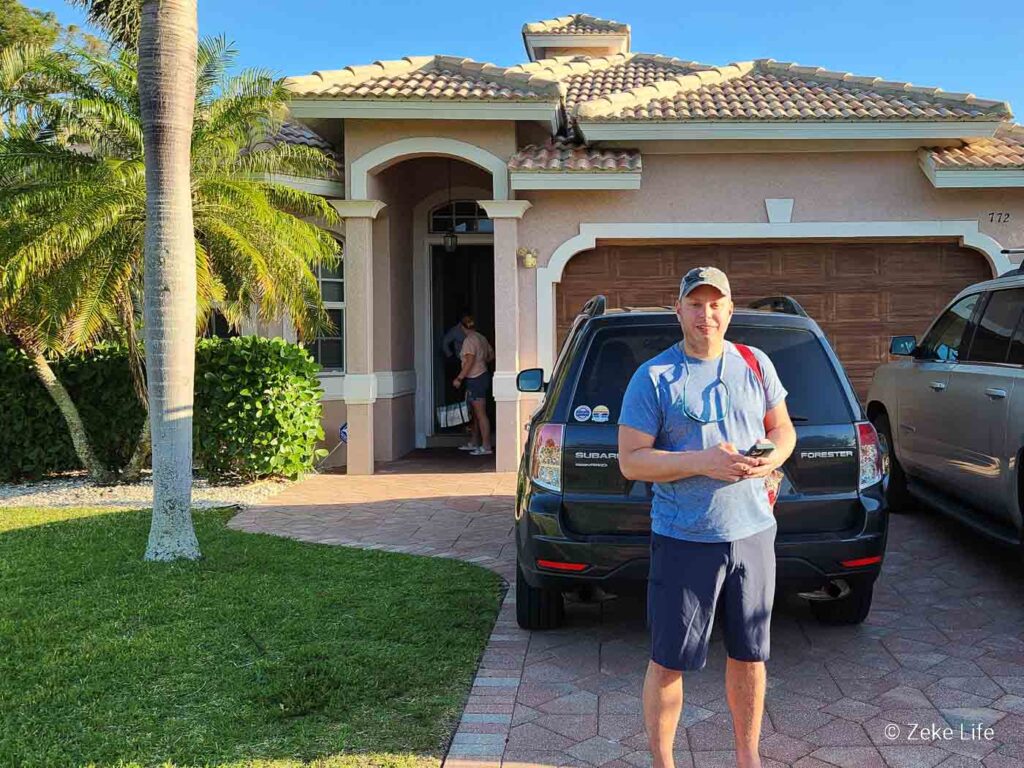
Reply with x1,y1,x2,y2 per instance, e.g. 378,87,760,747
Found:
809,581,874,625
516,560,565,630
873,411,913,513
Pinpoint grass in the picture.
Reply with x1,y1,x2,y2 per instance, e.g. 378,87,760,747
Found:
0,506,504,768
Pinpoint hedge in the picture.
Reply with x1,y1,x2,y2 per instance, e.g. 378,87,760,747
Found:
0,337,326,483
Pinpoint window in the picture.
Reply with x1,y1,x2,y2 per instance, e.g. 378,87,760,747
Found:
915,294,981,362
308,256,344,371
429,200,493,234
964,289,1024,364
569,324,851,426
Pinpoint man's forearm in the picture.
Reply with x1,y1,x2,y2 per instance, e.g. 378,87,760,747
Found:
620,448,707,483
766,423,797,466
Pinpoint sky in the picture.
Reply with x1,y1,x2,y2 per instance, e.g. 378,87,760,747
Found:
27,0,1024,119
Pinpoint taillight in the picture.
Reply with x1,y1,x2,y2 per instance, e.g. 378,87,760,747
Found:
856,421,884,490
530,423,564,492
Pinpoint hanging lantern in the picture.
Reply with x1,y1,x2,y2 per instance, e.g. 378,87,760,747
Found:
443,230,458,253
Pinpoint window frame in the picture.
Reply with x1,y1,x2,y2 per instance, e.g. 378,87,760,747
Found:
309,252,345,373
961,288,1024,367
428,200,493,235
914,292,983,363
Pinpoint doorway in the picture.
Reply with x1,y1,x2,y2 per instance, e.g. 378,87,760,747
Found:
431,243,495,445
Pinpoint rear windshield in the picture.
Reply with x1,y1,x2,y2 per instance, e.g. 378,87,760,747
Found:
570,324,852,425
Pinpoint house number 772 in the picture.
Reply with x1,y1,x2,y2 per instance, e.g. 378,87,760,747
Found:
988,212,1011,223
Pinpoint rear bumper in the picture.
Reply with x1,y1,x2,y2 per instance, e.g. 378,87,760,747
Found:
516,482,888,594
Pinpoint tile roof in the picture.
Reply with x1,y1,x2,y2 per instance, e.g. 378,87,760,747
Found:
927,125,1024,169
252,122,342,179
522,14,629,35
508,139,641,173
560,54,715,112
583,60,1010,122
285,56,561,101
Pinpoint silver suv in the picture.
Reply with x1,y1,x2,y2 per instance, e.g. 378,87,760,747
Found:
867,273,1024,552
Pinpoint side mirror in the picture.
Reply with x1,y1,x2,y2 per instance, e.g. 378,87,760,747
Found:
516,368,546,392
889,335,917,356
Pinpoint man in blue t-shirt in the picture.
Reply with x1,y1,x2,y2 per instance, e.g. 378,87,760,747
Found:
618,266,796,768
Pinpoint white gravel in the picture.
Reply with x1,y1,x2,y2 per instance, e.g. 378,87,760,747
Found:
0,472,294,509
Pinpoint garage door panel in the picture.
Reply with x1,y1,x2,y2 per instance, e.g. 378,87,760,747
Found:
556,242,992,401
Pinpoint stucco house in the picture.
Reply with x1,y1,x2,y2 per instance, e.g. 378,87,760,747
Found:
270,12,1024,475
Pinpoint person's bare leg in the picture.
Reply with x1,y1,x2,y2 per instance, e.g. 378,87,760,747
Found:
467,410,480,446
643,660,683,768
470,398,491,450
726,657,766,768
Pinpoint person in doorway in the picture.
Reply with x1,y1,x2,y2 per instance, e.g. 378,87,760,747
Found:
453,311,494,456
617,266,797,768
442,308,475,446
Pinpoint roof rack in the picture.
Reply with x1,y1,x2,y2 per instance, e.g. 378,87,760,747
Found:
578,294,607,319
748,296,809,317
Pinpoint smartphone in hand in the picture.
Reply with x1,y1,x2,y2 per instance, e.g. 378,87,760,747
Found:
745,439,775,458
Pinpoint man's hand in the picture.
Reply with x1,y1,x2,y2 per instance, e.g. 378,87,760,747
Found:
699,442,759,482
742,455,781,479
452,376,463,389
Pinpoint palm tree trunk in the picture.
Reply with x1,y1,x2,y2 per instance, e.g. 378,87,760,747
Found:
138,0,200,561
122,417,151,482
28,350,114,485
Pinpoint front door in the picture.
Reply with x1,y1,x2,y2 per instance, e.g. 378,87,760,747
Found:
431,244,495,440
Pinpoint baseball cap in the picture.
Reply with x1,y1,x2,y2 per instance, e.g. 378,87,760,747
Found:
679,266,731,299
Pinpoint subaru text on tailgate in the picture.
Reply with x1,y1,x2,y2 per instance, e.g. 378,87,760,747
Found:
514,296,888,629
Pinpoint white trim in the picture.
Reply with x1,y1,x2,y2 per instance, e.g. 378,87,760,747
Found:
330,199,386,219
535,220,1011,375
477,200,532,219
290,99,559,132
263,173,346,198
492,371,521,403
349,137,510,201
510,171,642,190
412,185,494,448
578,120,1005,143
523,32,629,62
341,372,377,405
765,198,794,224
318,370,417,402
918,151,1024,188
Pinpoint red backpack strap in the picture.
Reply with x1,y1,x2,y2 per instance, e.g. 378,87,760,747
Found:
734,343,763,384
735,343,769,427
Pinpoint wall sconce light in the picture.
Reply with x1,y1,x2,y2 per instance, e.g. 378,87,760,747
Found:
443,231,458,253
517,246,538,269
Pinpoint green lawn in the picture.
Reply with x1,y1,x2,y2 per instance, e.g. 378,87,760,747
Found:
0,506,504,768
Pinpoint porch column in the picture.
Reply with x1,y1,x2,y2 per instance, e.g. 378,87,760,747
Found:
478,200,532,472
330,200,386,475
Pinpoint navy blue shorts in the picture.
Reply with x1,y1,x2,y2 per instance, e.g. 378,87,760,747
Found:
648,522,777,671
464,371,491,402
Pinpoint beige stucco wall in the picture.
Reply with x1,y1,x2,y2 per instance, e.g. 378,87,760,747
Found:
514,149,1024,370
319,399,348,468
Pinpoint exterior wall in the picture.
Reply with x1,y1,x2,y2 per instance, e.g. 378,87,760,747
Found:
515,150,1024,371
345,119,518,200
320,399,348,468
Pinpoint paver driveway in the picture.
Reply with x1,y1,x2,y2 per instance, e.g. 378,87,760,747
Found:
229,452,1024,768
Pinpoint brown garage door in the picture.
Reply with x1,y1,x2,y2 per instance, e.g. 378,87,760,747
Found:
556,242,992,400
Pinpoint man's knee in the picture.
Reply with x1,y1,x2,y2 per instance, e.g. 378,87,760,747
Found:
648,659,684,684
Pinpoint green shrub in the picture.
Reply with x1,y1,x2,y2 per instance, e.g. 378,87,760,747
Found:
0,337,326,483
193,336,327,482
0,344,144,482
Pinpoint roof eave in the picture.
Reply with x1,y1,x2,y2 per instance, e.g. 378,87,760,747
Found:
289,98,561,132
510,170,641,190
577,120,1006,142
918,150,1024,188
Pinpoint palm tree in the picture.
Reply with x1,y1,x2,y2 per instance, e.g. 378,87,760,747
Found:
0,33,341,555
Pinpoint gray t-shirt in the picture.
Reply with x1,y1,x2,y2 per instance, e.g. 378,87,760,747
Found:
619,340,787,543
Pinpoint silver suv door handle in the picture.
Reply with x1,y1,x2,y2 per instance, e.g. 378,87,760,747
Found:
929,381,946,391
985,387,1008,399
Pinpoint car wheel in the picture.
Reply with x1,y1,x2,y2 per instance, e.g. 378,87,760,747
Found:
809,581,874,625
516,560,565,630
873,411,913,513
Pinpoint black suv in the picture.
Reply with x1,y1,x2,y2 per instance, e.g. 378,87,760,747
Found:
514,296,889,629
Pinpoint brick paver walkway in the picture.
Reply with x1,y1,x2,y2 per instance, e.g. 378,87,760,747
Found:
229,455,1024,768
